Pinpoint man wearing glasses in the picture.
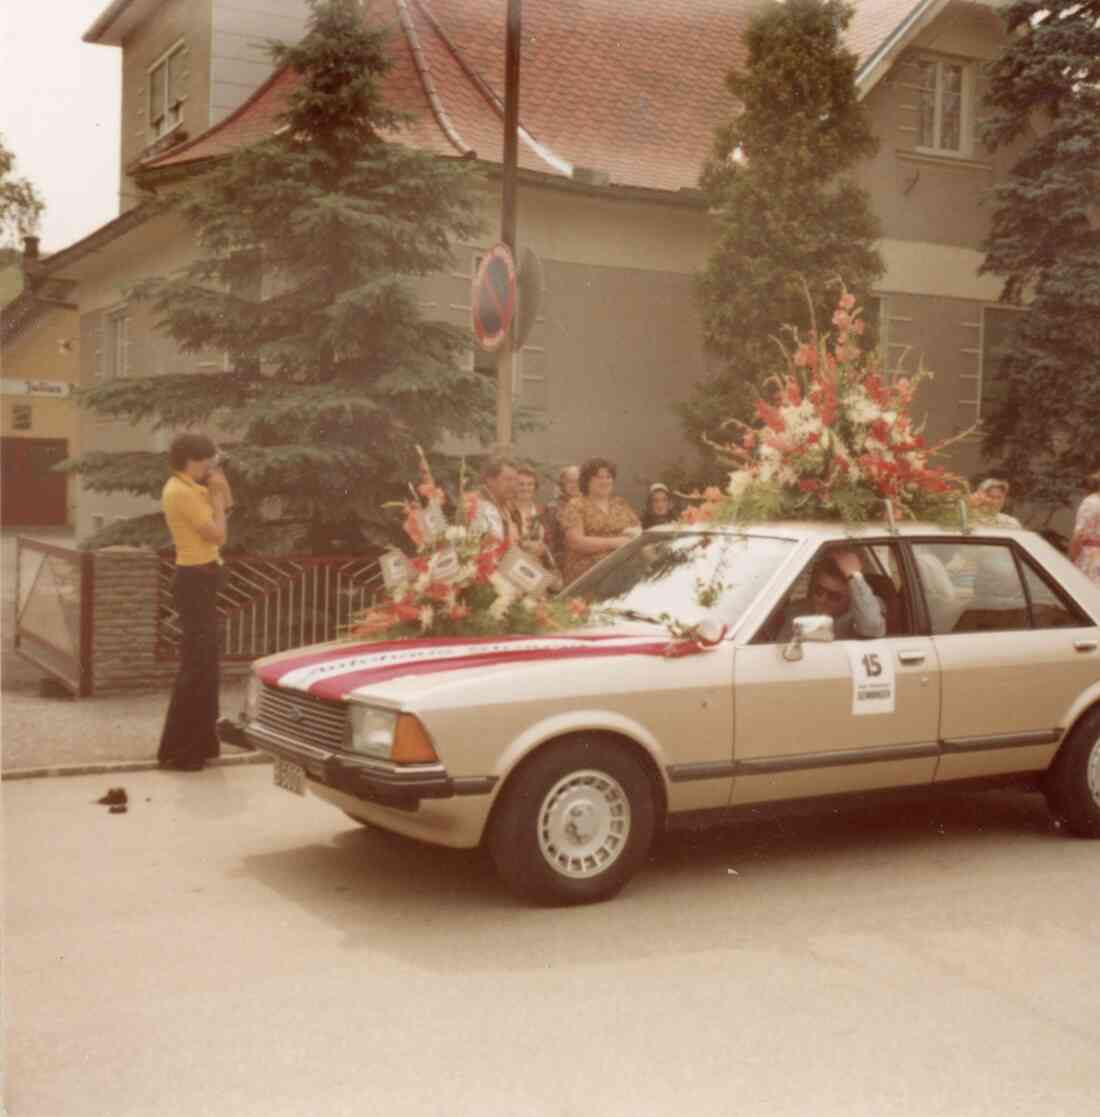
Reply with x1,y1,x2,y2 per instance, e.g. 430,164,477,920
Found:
781,548,886,640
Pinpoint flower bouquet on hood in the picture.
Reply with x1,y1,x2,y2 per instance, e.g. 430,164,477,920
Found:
684,286,972,527
350,450,597,640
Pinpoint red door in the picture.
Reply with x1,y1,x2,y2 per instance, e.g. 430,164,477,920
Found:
1,438,69,526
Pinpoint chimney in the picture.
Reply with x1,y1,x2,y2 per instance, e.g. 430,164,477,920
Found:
22,235,41,278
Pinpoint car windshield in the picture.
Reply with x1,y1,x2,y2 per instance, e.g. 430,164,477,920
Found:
566,531,796,629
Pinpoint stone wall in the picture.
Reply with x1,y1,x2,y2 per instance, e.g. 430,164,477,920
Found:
91,548,247,695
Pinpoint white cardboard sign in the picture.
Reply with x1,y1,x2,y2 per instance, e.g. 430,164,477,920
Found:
845,641,896,716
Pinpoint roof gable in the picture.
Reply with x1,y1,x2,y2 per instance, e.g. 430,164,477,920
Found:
135,0,997,194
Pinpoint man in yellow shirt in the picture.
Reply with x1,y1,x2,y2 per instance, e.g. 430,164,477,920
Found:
158,433,233,771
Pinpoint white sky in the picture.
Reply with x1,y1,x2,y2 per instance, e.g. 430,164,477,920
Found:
0,0,122,254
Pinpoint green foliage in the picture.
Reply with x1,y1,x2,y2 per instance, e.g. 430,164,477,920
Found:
0,133,44,246
687,0,884,462
71,0,492,553
978,1,1100,510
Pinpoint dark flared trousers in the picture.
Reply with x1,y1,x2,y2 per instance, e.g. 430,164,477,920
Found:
158,563,221,765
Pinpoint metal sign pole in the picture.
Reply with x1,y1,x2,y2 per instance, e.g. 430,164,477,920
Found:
495,0,521,454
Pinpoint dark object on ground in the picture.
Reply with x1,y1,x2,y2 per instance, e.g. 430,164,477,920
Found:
96,788,128,806
108,804,128,814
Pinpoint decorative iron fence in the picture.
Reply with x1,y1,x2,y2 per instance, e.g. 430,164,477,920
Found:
157,552,384,661
14,537,93,695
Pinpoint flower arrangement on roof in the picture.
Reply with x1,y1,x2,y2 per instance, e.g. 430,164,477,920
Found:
349,450,597,640
682,285,974,527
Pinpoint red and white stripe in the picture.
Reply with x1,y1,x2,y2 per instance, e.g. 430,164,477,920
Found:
259,634,674,701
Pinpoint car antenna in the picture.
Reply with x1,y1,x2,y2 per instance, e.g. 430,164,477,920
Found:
884,499,898,536
958,498,971,534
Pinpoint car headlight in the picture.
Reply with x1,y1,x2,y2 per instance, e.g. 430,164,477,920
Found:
347,706,399,759
346,706,439,764
245,675,262,723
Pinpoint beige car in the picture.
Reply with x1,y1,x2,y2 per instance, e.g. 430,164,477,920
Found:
224,523,1100,905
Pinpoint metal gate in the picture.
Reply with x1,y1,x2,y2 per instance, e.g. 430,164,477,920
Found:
14,536,92,694
157,552,384,661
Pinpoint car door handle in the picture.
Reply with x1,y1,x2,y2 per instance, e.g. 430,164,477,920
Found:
897,650,926,665
1073,640,1098,653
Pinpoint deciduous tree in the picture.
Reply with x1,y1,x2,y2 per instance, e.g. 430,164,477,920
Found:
978,0,1100,511
0,133,44,246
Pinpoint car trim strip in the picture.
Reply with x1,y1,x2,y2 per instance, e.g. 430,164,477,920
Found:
733,741,940,775
451,776,499,796
940,729,1061,753
666,761,737,783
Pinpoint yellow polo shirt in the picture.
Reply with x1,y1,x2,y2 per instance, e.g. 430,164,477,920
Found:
163,472,220,566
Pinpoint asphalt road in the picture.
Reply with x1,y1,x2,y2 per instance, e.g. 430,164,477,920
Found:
5,764,1099,1117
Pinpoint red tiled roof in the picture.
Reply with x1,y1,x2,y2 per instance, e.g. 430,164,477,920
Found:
142,0,941,193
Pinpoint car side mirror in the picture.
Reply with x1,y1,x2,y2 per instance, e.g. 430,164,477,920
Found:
783,614,835,661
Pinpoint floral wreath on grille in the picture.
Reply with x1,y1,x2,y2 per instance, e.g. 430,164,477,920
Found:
350,449,598,640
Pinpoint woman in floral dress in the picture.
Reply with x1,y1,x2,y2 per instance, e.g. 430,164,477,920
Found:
1070,470,1100,585
560,457,641,585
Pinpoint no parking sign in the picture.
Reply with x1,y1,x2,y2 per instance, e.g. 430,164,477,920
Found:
471,244,517,352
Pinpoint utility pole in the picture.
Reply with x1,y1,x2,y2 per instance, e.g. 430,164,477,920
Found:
495,0,521,454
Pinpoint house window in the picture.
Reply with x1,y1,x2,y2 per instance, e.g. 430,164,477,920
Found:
108,309,130,379
915,57,971,156
980,306,1026,420
148,42,188,141
12,404,32,431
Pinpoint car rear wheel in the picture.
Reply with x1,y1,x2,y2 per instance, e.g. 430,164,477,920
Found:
1043,708,1100,838
488,737,656,906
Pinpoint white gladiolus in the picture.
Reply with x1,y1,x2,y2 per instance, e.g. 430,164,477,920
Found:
418,605,434,631
445,525,468,544
727,470,752,497
488,594,512,620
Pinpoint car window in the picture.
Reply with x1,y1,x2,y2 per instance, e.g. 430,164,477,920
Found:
566,531,795,629
913,541,1030,634
1018,555,1089,629
752,541,911,643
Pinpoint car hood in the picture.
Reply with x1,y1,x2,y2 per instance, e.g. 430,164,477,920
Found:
254,626,687,709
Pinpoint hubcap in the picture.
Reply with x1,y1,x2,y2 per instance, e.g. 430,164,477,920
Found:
537,769,631,879
1088,733,1100,809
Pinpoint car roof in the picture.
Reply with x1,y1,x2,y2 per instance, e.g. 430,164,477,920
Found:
651,521,1033,542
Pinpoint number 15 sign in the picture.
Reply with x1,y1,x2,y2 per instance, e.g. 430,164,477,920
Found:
845,642,897,716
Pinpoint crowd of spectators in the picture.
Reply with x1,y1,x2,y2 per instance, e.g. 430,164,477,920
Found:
469,456,680,588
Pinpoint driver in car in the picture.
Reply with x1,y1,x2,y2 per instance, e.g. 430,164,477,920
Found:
780,548,887,640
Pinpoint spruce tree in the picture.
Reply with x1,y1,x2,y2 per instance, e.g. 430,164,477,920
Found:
978,1,1100,510
685,0,883,472
73,0,491,553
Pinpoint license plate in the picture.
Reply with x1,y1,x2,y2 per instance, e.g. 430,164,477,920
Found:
273,756,306,796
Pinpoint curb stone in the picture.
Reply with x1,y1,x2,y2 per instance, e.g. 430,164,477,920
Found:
2,751,272,782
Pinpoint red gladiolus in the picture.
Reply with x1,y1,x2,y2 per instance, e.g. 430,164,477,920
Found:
567,598,589,619
393,602,421,623
756,400,786,433
402,503,425,548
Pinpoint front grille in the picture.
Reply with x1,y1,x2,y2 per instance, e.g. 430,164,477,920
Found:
258,684,347,751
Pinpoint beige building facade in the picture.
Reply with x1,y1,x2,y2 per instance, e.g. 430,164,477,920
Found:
53,0,1034,542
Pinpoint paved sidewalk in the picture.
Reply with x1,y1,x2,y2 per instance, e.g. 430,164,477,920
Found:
3,529,264,778
1,678,263,777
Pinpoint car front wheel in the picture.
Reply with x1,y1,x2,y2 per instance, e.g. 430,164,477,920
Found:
1043,707,1100,838
488,737,657,906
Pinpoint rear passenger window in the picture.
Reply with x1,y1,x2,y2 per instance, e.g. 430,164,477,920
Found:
913,542,1087,634
1018,559,1087,629
913,542,1028,634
